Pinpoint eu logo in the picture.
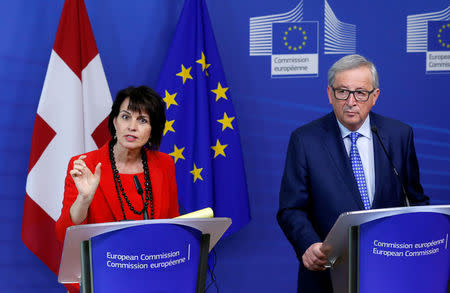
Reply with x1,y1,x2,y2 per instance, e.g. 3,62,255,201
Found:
272,22,318,54
428,21,450,52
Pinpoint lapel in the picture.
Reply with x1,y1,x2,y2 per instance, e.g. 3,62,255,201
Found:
97,142,124,221
370,113,391,208
321,112,364,209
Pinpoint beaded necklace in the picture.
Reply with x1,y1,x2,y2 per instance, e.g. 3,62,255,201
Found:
108,140,154,220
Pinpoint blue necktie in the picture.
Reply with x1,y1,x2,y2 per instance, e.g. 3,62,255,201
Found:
349,132,371,210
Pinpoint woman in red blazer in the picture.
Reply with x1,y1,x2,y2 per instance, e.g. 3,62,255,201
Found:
56,86,179,242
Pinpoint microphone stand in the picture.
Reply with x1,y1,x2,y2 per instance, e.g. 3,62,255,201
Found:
133,175,149,220
371,126,410,207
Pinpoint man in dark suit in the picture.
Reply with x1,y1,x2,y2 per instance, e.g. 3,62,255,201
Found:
277,54,429,292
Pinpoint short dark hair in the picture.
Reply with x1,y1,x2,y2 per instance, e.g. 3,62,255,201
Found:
108,86,166,150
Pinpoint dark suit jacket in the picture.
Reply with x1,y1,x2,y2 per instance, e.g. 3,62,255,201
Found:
56,141,180,243
277,112,429,292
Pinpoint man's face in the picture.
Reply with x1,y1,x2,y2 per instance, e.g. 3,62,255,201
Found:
327,66,380,131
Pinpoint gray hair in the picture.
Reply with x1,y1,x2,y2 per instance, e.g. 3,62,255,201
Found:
328,54,379,88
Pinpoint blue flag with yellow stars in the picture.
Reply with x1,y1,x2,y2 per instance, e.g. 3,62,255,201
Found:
156,0,250,236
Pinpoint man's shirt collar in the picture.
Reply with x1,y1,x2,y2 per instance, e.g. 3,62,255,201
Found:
336,114,372,139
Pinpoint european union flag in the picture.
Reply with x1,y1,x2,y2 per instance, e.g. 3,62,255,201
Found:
156,0,250,236
428,20,450,52
272,22,318,54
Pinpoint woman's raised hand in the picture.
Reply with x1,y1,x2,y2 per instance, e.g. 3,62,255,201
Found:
69,155,101,204
69,155,101,224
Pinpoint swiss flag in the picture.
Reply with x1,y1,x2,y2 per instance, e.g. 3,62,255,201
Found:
21,0,111,290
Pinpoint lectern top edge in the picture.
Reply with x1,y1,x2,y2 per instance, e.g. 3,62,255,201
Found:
336,204,450,219
66,217,230,233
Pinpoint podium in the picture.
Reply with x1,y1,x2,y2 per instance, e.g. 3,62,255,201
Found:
323,205,450,293
58,217,231,293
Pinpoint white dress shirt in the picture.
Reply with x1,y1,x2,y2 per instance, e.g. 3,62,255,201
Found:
336,116,375,205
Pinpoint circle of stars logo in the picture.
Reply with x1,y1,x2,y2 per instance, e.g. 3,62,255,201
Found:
283,25,308,51
437,23,450,49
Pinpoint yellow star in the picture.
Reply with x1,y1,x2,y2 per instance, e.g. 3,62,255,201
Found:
190,163,203,182
176,64,193,84
217,112,235,131
196,52,211,76
169,145,185,163
163,90,178,110
211,139,228,158
163,120,175,136
211,82,228,101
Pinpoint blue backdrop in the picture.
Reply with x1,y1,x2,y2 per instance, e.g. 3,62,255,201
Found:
1,0,449,292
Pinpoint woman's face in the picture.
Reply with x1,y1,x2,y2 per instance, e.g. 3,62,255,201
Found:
113,97,151,151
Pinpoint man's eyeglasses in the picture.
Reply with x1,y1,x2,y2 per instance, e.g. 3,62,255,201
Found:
331,87,376,101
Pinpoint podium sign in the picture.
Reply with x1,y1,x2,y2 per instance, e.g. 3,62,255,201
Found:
86,224,203,293
58,217,232,292
358,212,449,293
323,205,450,293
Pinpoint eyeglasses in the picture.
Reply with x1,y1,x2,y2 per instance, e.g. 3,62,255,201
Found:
331,87,376,101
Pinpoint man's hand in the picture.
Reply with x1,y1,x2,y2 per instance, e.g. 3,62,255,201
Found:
302,242,328,271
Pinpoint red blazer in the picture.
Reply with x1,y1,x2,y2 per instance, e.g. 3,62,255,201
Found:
56,142,179,242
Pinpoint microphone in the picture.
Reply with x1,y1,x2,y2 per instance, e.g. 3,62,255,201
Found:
371,126,410,207
133,175,149,220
